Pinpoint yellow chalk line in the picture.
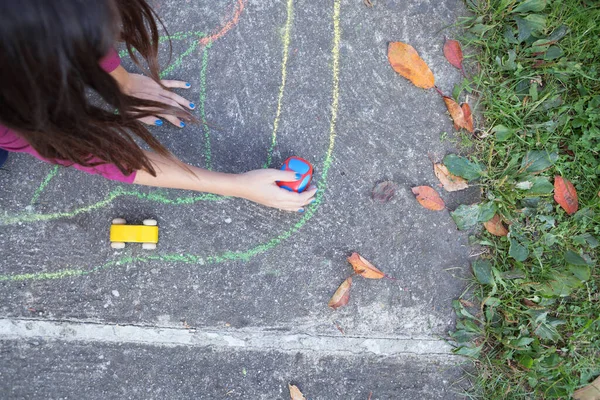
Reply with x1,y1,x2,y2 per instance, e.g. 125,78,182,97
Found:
263,0,294,168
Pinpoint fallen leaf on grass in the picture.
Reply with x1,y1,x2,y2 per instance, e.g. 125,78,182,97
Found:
412,186,445,211
348,252,385,279
388,42,435,89
483,214,508,237
289,384,306,400
443,97,474,132
443,38,466,75
434,164,469,192
573,375,600,400
372,181,398,203
461,103,474,132
554,176,578,215
328,277,352,310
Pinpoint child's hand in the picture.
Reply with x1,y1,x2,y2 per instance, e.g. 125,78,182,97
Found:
236,169,318,212
111,66,195,127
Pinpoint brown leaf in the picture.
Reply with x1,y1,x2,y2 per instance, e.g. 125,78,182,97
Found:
411,186,445,211
484,214,508,237
460,299,475,308
372,181,398,203
434,163,469,192
328,277,352,310
363,0,374,7
387,42,435,89
443,39,464,71
289,384,306,400
347,253,385,279
573,375,600,400
461,103,474,133
443,96,470,132
554,176,578,215
522,299,537,307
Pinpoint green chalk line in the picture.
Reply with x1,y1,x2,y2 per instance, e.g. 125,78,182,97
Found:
1,187,225,225
199,43,213,170
29,166,60,205
0,0,343,282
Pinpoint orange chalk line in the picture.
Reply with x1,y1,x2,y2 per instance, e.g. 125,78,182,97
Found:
200,0,247,46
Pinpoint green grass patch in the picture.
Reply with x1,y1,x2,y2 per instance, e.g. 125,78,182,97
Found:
451,0,600,398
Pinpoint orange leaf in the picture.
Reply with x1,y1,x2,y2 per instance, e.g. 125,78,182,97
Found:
434,163,469,192
347,253,385,279
461,103,474,133
289,384,306,400
443,96,469,132
443,39,464,71
328,277,352,310
411,186,445,211
484,214,508,237
387,42,435,89
554,176,578,215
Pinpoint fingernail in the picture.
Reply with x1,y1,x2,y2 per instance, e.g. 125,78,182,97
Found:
155,119,163,126
298,209,305,213
180,121,186,128
189,103,196,109
185,82,191,87
295,173,301,179
310,199,316,204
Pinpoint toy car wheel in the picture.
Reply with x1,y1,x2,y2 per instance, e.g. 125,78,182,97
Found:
142,219,158,226
142,243,157,250
112,218,126,225
111,242,126,249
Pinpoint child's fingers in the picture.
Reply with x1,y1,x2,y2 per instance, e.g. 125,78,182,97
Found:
138,116,165,127
161,80,192,89
160,90,195,110
270,169,302,182
300,188,318,205
158,114,186,128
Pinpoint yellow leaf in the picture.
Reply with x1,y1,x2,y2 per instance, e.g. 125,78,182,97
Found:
387,42,435,89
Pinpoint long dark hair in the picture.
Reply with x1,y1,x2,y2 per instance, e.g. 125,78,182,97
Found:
0,0,189,177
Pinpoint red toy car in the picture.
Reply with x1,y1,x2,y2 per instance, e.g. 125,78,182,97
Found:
277,156,313,193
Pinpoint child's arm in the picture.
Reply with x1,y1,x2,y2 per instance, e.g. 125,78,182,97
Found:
134,151,317,212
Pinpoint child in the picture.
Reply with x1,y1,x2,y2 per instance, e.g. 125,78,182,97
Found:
0,0,316,213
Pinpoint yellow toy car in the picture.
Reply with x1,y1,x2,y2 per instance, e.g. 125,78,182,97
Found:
109,218,159,250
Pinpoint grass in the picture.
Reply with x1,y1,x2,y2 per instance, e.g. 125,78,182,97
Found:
447,0,600,398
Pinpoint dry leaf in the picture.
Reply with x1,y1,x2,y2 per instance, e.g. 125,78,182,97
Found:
387,42,435,89
372,181,398,203
347,252,385,279
411,186,445,211
443,39,466,75
443,96,469,132
289,384,306,400
554,176,578,215
461,103,474,133
328,277,352,310
460,299,475,308
363,0,374,7
573,375,600,400
484,214,508,237
434,163,469,192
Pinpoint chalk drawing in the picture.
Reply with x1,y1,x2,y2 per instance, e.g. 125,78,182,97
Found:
0,0,343,282
199,43,213,170
200,0,246,47
263,0,294,168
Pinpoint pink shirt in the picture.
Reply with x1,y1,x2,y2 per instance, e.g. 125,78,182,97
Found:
0,48,136,183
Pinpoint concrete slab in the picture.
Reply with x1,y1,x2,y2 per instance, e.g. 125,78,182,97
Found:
0,0,477,397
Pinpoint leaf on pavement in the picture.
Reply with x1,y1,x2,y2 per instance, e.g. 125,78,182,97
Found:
412,186,445,211
434,163,469,192
554,176,578,215
347,252,385,279
443,97,474,132
484,214,508,237
461,103,474,133
388,42,435,89
372,181,398,203
443,154,484,181
328,277,352,310
288,384,306,400
443,39,466,74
